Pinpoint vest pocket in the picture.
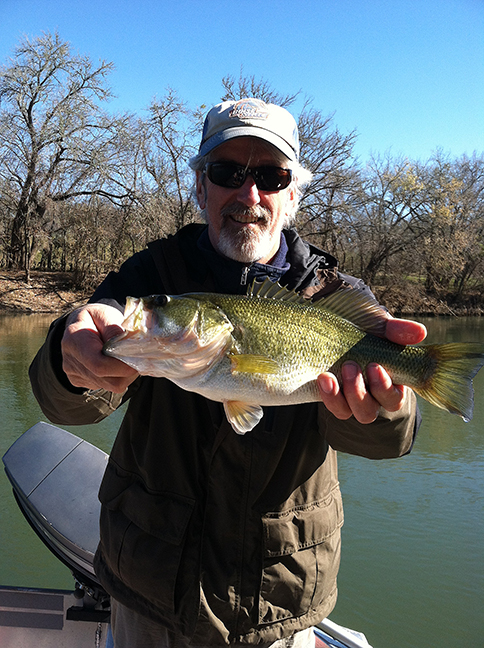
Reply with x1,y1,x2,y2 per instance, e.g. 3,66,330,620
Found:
99,462,195,615
258,486,343,625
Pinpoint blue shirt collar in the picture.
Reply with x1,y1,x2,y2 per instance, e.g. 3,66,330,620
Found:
197,227,291,294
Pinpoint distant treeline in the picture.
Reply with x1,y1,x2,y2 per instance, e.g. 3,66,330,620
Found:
1,32,483,314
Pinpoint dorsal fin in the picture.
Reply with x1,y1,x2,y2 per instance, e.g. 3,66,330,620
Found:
248,278,307,304
312,287,389,337
248,278,389,337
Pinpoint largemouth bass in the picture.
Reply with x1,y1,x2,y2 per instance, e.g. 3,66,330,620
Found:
104,279,484,434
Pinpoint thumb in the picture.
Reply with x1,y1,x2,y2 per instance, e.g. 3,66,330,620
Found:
102,322,126,343
76,304,126,343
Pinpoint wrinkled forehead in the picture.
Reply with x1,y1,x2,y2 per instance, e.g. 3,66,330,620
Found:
208,136,291,166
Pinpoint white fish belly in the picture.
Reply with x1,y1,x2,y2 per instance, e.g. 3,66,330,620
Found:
173,357,323,406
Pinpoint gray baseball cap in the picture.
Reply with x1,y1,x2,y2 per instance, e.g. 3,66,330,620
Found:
199,98,299,161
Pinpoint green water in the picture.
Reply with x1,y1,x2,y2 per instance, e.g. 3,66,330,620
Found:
0,313,483,647
0,313,126,589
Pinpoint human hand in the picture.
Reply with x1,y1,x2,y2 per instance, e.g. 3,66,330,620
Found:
317,317,427,423
61,303,139,393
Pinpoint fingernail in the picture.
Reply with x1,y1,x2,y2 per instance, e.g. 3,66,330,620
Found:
342,362,358,380
366,363,380,385
318,376,334,394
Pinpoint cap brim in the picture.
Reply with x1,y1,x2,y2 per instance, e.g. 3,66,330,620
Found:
199,126,297,162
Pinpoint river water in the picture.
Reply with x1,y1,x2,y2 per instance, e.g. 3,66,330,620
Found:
0,313,483,647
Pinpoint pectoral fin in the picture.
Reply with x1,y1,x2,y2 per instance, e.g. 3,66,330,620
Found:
223,400,264,435
229,353,279,374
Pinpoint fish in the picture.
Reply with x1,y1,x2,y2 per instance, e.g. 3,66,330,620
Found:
103,278,484,434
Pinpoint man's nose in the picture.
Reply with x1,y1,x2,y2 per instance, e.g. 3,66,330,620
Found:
236,175,261,207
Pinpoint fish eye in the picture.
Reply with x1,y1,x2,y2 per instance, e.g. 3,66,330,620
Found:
153,294,170,307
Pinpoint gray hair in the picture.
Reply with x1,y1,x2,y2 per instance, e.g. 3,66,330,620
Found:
188,140,312,226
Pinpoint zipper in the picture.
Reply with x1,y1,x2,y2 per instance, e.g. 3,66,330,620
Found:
240,266,250,286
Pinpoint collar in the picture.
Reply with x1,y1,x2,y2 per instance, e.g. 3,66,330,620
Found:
197,228,291,294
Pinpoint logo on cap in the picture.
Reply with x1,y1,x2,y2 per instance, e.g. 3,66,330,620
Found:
229,98,269,121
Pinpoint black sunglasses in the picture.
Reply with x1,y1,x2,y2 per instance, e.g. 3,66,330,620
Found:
205,162,293,192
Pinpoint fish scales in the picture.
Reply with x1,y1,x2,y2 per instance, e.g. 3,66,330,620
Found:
205,293,362,380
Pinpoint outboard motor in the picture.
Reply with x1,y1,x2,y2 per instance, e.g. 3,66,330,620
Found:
2,422,110,623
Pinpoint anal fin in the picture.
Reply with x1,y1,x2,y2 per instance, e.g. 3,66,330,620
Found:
223,400,264,434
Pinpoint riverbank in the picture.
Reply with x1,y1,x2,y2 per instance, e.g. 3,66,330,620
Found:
371,281,484,317
1,269,483,316
0,270,90,314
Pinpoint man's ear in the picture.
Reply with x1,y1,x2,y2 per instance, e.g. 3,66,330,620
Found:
195,171,207,209
286,182,297,218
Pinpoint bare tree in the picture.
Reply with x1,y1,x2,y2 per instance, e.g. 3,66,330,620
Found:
221,72,300,107
142,90,200,234
295,100,359,257
0,31,133,279
340,155,428,284
417,152,484,299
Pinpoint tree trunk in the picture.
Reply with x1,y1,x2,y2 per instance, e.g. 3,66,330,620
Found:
8,207,28,271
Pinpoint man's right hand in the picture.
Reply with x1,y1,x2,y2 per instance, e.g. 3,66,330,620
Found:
61,303,139,393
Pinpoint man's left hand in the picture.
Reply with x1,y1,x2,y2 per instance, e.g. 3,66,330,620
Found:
316,317,427,423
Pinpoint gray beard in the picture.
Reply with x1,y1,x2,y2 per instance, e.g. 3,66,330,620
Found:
217,225,275,263
215,205,277,263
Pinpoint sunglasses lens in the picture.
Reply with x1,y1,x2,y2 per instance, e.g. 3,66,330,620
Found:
255,167,293,191
206,164,292,191
206,163,244,188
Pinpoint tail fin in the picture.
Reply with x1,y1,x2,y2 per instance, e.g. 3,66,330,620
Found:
414,343,484,422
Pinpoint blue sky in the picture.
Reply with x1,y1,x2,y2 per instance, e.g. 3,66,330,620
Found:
1,0,483,162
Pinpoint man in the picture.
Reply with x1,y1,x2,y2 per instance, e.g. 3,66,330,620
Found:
30,98,425,648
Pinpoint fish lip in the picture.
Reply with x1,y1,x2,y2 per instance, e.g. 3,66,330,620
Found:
103,327,146,354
